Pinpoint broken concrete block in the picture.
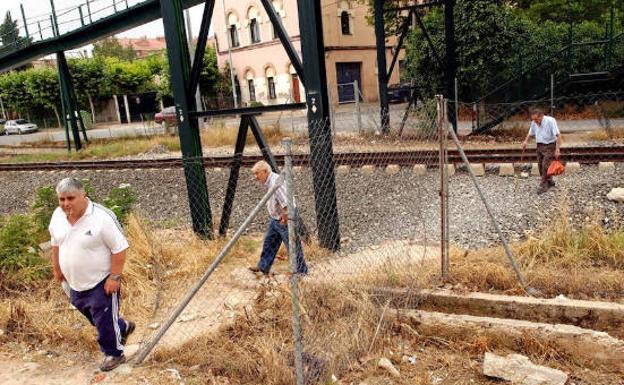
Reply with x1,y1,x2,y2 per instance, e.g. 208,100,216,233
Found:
565,162,580,173
607,188,624,203
470,163,485,176
336,165,351,175
377,358,400,378
385,165,401,174
499,163,515,176
444,164,455,177
599,162,615,172
413,165,427,176
483,352,567,385
531,163,540,176
361,165,376,174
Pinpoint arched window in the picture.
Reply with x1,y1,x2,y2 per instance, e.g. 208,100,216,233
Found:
248,7,261,44
340,11,350,35
246,70,256,102
271,1,283,39
266,66,277,100
227,13,240,47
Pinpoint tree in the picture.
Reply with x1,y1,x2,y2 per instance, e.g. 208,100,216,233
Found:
69,58,108,123
199,46,231,108
0,11,29,53
514,0,621,24
24,68,62,128
93,37,137,60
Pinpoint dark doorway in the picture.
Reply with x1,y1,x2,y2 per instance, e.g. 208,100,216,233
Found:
336,62,361,103
291,74,301,103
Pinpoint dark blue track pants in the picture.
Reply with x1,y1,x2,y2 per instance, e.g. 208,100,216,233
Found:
70,277,128,357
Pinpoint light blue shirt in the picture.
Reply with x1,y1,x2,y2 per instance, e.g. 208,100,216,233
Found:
529,115,560,144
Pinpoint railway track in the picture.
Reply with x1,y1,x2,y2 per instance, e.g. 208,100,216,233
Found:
0,146,622,172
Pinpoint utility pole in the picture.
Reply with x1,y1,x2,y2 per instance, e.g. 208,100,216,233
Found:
445,0,457,132
185,8,204,126
374,0,390,133
221,0,239,108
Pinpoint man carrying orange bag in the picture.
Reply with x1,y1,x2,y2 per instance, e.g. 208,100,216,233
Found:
521,108,563,194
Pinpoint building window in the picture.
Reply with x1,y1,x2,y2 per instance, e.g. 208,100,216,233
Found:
250,18,261,43
267,77,276,99
229,24,239,47
248,79,256,102
340,11,350,35
272,24,278,40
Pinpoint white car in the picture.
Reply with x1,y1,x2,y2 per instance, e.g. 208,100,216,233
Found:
5,119,38,135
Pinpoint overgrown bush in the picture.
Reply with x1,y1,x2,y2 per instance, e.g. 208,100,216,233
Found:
0,214,48,281
103,184,137,223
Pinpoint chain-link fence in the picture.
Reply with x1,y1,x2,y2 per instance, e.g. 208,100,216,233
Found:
1,90,623,383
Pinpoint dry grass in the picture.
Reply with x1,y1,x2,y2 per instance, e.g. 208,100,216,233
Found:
200,124,285,148
444,207,624,299
588,127,624,141
0,213,262,352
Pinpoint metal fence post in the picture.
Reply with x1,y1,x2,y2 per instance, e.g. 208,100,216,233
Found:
436,95,449,278
133,176,286,364
283,138,305,385
354,80,362,134
327,87,336,137
550,74,555,116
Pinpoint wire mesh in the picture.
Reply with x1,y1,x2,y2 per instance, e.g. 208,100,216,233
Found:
2,90,623,383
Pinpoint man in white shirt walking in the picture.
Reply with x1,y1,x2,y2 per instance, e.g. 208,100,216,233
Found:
522,108,563,194
249,161,308,275
49,178,134,371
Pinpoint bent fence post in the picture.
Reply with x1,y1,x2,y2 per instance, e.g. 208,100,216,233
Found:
133,177,285,364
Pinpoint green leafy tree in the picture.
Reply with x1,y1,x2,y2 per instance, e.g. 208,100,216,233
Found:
69,58,109,123
0,71,34,118
514,0,621,24
199,47,232,108
93,37,137,60
0,11,29,52
24,68,62,127
103,57,154,96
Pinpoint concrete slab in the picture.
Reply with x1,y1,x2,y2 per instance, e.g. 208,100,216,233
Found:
530,163,540,176
385,165,400,174
413,164,427,176
361,165,376,174
599,162,615,172
372,288,624,338
470,163,485,177
565,162,581,173
499,163,515,176
403,309,624,368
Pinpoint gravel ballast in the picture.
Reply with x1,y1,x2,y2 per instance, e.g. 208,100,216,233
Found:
0,164,622,252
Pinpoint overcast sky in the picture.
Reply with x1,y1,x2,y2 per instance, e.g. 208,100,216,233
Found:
1,0,211,55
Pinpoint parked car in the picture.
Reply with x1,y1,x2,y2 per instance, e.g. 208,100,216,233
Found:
154,106,177,124
0,118,6,125
387,82,415,103
5,119,38,134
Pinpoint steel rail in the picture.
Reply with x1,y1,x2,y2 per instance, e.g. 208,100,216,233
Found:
0,146,623,172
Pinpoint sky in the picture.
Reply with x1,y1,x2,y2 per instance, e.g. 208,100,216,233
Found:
0,0,211,55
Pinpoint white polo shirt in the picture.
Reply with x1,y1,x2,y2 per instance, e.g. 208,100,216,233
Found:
49,200,129,292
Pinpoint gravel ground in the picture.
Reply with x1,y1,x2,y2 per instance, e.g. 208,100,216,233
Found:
0,164,622,252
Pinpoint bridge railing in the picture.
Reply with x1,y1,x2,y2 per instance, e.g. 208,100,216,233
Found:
0,0,149,57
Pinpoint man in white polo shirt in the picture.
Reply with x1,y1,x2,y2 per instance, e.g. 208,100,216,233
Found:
49,178,134,372
522,108,563,194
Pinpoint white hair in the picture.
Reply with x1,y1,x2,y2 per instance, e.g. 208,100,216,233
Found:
252,160,271,173
56,177,85,194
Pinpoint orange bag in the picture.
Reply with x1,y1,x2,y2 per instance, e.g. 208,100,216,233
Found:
547,159,565,176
